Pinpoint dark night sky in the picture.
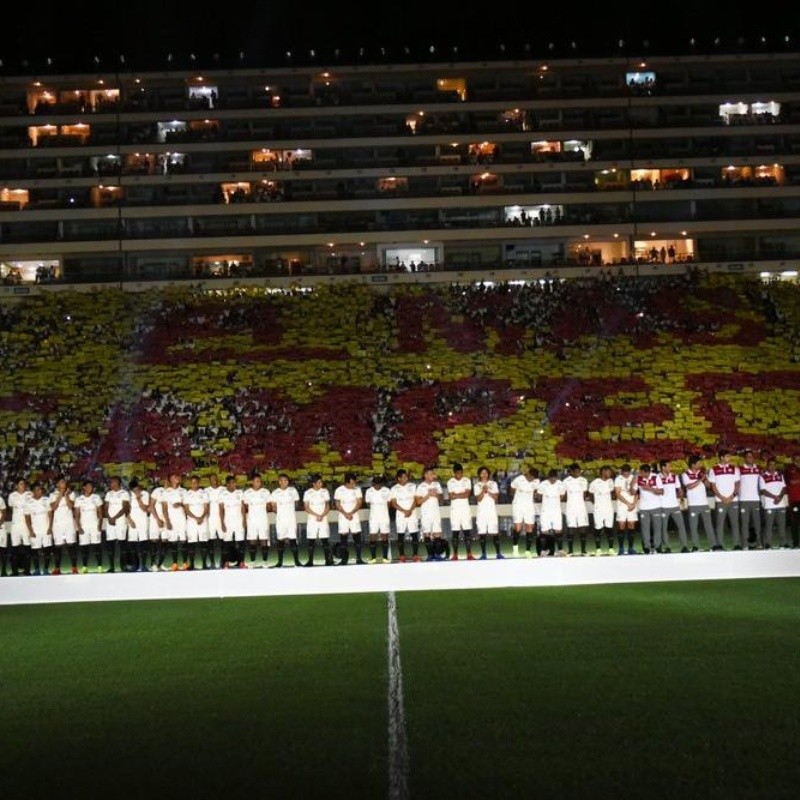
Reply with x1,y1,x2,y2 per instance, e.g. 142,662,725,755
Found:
1,1,797,73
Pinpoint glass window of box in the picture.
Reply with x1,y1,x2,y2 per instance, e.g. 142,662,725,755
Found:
0,188,29,209
436,77,467,101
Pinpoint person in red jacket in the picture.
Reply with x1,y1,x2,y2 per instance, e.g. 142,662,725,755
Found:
784,452,800,548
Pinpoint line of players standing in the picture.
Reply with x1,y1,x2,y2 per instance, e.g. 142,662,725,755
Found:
1,450,798,576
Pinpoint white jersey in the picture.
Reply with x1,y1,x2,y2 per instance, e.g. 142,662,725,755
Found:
26,495,51,535
149,486,167,526
129,490,150,534
49,490,77,530
334,485,362,515
163,487,187,526
365,485,391,516
105,489,130,519
759,472,788,510
447,477,472,510
510,474,537,510
243,487,271,520
636,474,662,512
303,487,330,517
390,482,417,515
739,465,761,502
563,476,588,511
220,488,245,531
74,493,103,530
538,480,565,515
9,491,32,532
206,485,223,532
588,478,614,514
271,486,300,521
659,473,681,508
681,470,709,508
184,488,209,518
708,463,740,498
415,481,442,514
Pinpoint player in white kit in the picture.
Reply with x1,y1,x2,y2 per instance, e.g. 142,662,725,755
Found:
614,464,639,555
536,470,566,556
9,478,33,575
49,477,78,574
474,466,503,559
205,473,224,568
588,466,616,555
149,476,169,571
184,475,210,570
104,476,130,573
74,479,103,572
270,474,302,567
162,472,188,570
759,457,788,548
390,469,420,562
365,475,392,563
26,482,53,575
303,474,332,566
510,467,539,558
415,467,445,561
243,473,272,567
563,463,590,555
219,475,246,568
0,491,8,577
334,472,365,565
126,477,151,571
446,463,474,560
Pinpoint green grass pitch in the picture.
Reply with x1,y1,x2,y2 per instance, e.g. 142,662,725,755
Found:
1,579,799,799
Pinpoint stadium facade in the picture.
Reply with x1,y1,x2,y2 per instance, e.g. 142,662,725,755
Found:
1,50,800,285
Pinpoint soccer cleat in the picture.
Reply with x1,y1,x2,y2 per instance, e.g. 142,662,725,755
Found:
681,546,690,553
170,563,179,571
80,566,89,574
526,550,533,559
71,566,79,574
618,547,625,556
627,548,637,555
691,546,700,552
238,561,248,569
412,555,422,562
381,557,391,564
512,545,519,557
356,558,367,565
450,554,459,561
496,553,505,560
479,553,488,560
51,567,61,576
368,558,377,564
467,552,476,560
181,562,190,571
398,555,406,563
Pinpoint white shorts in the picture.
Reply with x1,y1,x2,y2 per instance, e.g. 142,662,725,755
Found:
565,508,589,528
29,520,52,550
148,520,165,541
11,524,31,548
449,506,473,532
616,504,638,523
275,519,297,540
0,525,8,548
512,503,535,526
593,508,615,529
126,520,149,543
338,515,362,535
419,511,442,536
105,521,128,542
394,511,418,534
475,513,499,535
220,526,246,543
369,512,391,535
246,520,270,542
540,509,563,532
305,519,330,540
165,523,187,543
52,524,77,546
207,516,222,540
78,526,101,546
186,519,209,543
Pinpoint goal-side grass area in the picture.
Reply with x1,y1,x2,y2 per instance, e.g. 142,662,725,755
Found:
1,579,799,800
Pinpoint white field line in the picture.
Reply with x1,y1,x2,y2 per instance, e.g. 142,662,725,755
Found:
387,591,409,800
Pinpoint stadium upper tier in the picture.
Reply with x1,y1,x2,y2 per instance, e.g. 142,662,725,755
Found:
1,272,798,489
3,51,800,284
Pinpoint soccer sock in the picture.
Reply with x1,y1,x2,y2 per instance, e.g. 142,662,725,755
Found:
493,537,502,556
617,530,625,549
188,544,196,568
579,529,588,553
464,534,473,555
290,540,300,565
248,543,257,564
276,541,285,566
511,531,520,546
382,541,389,560
354,534,363,561
306,540,316,564
0,548,7,575
170,544,179,567
594,530,602,550
547,534,556,556
411,533,420,556
524,532,533,552
606,528,615,549
370,543,377,559
452,533,459,556
323,542,333,565
397,534,406,558
480,535,487,557
71,544,80,569
54,547,63,569
555,534,564,552
566,532,574,553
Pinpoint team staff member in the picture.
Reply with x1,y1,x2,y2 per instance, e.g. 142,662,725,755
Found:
738,450,762,549
708,450,741,550
785,452,800,548
658,460,690,553
636,464,663,554
682,456,716,551
760,458,788,548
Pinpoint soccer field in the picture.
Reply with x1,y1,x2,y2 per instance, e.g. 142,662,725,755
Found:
2,579,799,800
